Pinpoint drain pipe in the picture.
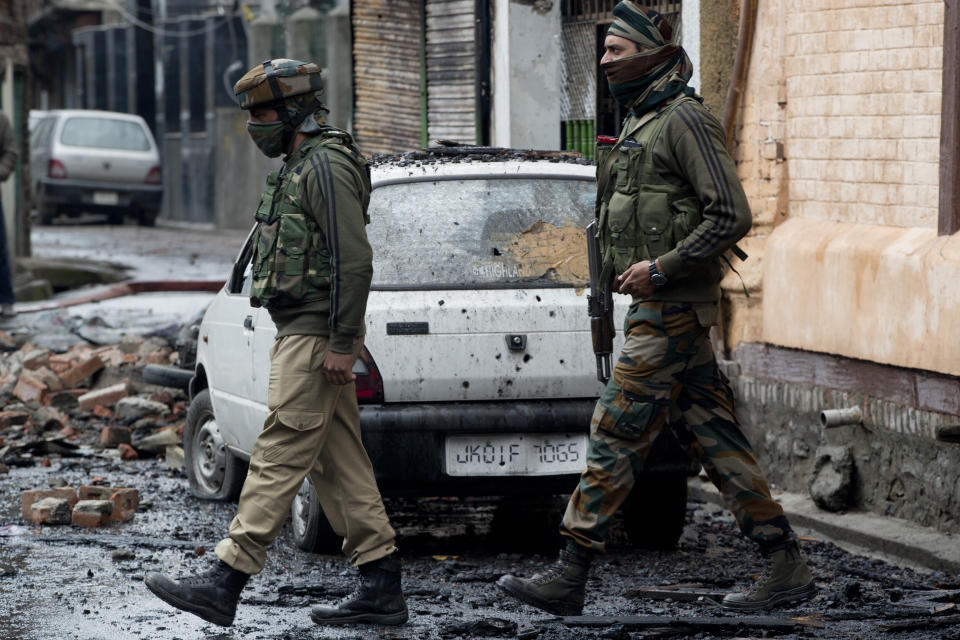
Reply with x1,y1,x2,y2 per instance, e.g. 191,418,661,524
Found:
722,0,759,148
820,407,863,428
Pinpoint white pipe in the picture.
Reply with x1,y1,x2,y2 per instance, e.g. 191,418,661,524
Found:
820,407,862,428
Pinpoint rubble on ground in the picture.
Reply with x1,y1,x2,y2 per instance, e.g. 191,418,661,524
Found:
0,326,187,528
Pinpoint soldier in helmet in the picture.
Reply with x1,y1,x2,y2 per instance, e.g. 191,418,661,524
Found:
145,59,407,628
498,1,815,617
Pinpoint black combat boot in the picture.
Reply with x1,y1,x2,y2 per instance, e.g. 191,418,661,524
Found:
722,538,816,611
497,543,592,616
310,554,408,626
144,560,250,627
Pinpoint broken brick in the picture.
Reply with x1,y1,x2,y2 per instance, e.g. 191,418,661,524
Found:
59,355,105,389
31,497,73,525
72,500,113,527
78,486,139,522
118,443,138,461
13,373,49,405
32,367,64,392
99,426,131,447
21,488,78,520
91,346,126,367
22,349,51,371
78,381,131,411
40,457,51,467
47,355,73,374
92,405,113,419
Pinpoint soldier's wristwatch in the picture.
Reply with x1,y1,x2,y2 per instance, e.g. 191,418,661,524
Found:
649,260,668,287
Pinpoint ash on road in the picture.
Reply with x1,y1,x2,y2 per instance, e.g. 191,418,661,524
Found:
1,456,957,640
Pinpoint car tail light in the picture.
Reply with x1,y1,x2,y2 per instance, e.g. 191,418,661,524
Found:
48,159,67,179
354,347,384,404
145,166,162,184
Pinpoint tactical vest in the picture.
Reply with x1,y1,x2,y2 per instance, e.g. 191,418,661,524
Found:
250,129,370,310
595,96,705,290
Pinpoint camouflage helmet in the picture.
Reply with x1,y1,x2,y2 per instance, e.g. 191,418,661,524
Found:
234,58,324,110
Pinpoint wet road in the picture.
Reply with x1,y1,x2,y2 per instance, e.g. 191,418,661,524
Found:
31,223,249,282
1,456,957,640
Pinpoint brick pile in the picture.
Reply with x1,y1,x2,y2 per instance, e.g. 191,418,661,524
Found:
0,330,187,471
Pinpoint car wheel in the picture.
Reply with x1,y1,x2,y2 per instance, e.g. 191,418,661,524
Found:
183,389,246,501
622,472,688,550
290,478,342,554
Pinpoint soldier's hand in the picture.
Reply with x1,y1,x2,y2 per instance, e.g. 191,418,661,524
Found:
615,261,656,298
322,351,357,385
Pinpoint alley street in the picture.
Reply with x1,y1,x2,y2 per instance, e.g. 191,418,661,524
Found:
0,223,955,640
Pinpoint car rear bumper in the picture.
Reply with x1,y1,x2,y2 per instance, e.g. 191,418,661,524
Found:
38,178,162,212
356,400,696,496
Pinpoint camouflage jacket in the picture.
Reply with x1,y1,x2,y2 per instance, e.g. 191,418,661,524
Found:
251,129,373,353
596,96,751,303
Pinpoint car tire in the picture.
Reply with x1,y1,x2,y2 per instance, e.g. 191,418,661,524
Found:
622,472,688,550
183,389,246,501
290,478,342,554
107,211,124,225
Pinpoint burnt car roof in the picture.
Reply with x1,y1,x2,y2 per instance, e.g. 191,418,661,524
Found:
369,146,593,168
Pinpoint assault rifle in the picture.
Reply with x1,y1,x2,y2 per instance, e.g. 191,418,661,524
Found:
586,220,613,383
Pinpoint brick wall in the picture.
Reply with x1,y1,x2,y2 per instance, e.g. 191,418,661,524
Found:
784,0,943,229
724,0,946,353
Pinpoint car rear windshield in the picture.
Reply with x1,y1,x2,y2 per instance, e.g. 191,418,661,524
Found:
367,176,595,289
59,117,151,151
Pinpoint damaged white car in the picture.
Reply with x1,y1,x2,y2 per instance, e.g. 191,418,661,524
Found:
182,150,693,552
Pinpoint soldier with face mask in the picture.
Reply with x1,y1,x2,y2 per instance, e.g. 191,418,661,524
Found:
498,2,816,615
145,59,407,628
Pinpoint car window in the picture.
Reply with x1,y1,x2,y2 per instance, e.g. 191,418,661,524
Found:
31,118,54,148
59,117,151,151
366,177,595,289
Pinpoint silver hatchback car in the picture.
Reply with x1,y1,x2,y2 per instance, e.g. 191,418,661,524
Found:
30,109,163,226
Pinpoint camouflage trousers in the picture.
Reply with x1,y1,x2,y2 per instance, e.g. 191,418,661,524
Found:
561,301,792,552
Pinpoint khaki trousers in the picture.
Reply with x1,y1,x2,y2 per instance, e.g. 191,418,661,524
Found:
215,334,397,574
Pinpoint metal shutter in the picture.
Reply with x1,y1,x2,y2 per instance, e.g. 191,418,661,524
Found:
425,0,477,145
353,0,423,154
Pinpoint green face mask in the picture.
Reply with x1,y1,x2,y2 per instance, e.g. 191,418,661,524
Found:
246,120,287,158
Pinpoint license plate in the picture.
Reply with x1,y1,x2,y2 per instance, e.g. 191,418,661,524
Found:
92,191,119,205
444,433,587,476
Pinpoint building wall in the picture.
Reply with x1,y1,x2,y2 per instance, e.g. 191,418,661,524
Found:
727,0,951,371
785,0,943,229
726,0,960,531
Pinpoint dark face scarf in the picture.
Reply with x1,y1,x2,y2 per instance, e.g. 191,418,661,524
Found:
601,45,695,114
603,1,697,114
